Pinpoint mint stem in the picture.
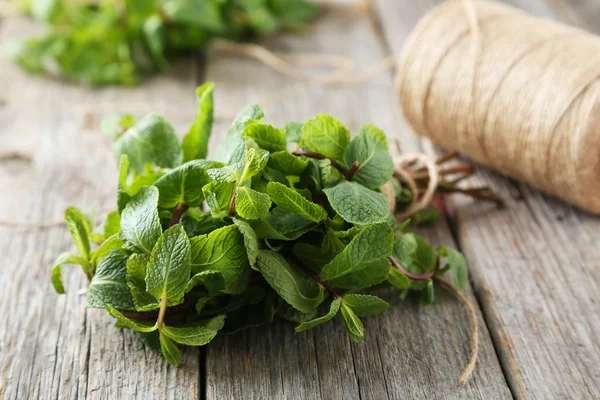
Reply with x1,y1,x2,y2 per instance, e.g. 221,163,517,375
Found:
388,256,439,280
292,151,357,181
170,203,189,226
293,257,341,299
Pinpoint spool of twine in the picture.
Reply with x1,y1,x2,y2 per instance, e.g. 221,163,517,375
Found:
396,0,600,214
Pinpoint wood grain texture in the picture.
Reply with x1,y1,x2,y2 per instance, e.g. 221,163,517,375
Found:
203,6,510,400
0,16,202,400
374,0,600,398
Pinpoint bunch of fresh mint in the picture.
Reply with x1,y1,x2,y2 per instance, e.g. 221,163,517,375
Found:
11,0,318,85
51,83,468,366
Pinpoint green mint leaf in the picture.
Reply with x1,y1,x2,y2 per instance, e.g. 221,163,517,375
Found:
184,270,225,296
266,181,327,222
106,306,157,332
126,253,160,312
154,160,223,208
161,315,225,346
163,0,224,31
145,225,191,305
51,252,87,294
232,218,259,268
320,223,393,281
235,186,272,220
159,331,182,367
112,114,182,175
344,124,393,189
388,268,411,289
103,211,121,238
295,298,342,332
341,294,389,317
267,151,309,175
190,224,250,294
182,83,214,161
120,186,162,255
214,104,264,164
420,280,435,306
301,114,350,163
202,179,235,218
328,258,391,289
65,206,91,262
241,148,270,182
323,181,390,225
393,233,437,274
86,249,135,310
439,246,468,288
284,121,303,143
250,206,315,240
242,123,286,152
292,243,331,274
90,234,124,269
340,303,364,343
141,16,168,72
255,250,324,313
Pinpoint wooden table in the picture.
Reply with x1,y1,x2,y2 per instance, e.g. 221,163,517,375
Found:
1,1,598,399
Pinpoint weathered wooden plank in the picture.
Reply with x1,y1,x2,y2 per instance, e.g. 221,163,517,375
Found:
374,0,600,398
203,5,509,399
0,16,202,400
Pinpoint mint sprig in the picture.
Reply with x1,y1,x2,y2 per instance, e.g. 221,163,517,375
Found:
12,0,319,85
51,84,474,367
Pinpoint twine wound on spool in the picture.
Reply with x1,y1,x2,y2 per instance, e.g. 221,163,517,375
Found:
396,0,600,214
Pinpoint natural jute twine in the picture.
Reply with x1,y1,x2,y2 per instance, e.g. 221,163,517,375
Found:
396,0,600,214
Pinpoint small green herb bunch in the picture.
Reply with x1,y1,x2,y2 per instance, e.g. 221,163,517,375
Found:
11,0,318,85
51,83,468,366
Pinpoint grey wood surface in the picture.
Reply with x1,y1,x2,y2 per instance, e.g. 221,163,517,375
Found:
0,0,598,399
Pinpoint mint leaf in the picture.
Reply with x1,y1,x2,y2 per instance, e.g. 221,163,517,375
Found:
86,249,135,310
103,211,121,238
267,151,309,175
159,331,181,367
439,246,468,288
267,181,327,222
284,121,303,143
301,114,350,163
126,253,160,311
342,294,389,316
232,218,259,268
241,148,270,182
112,114,182,175
420,280,435,306
255,250,324,313
51,252,87,294
328,257,391,289
182,83,214,161
120,186,162,255
295,298,342,332
214,104,264,164
161,315,225,346
190,225,250,294
235,186,271,220
184,270,225,296
341,303,364,342
344,124,393,189
320,223,393,281
90,234,124,269
242,124,286,152
202,179,235,218
146,225,191,305
65,206,91,263
106,306,157,332
251,206,315,240
393,233,437,274
154,160,223,208
388,268,411,289
323,181,390,225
